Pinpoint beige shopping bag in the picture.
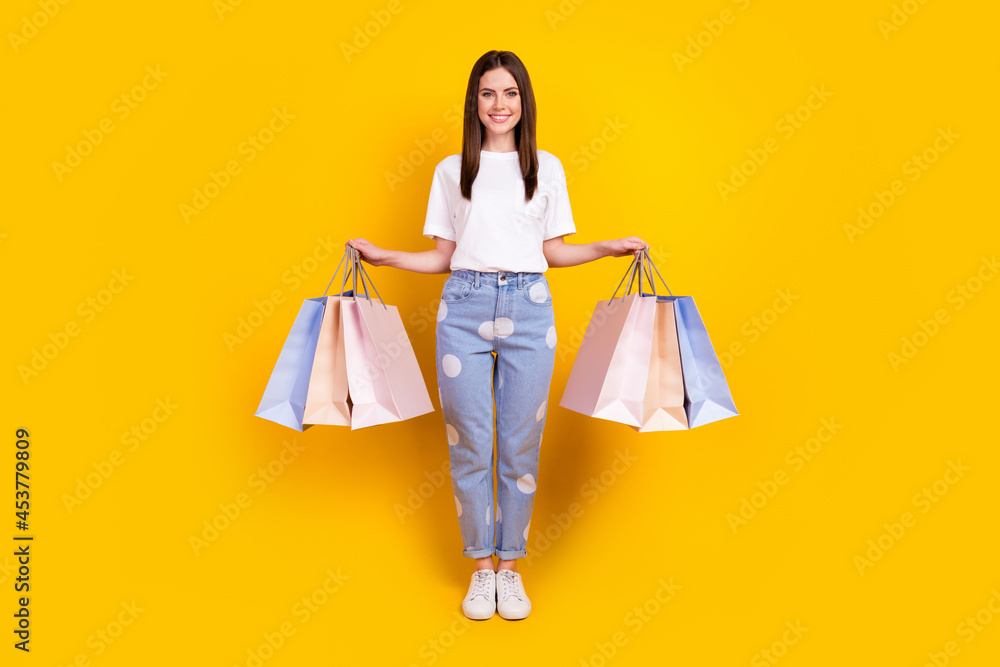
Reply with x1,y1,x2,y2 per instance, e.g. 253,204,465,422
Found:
633,297,688,432
302,295,351,426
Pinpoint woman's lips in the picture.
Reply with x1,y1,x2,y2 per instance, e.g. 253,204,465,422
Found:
489,114,511,123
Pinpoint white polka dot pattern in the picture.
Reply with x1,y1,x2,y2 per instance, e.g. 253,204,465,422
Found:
442,354,462,377
494,317,514,338
517,473,536,494
478,321,494,340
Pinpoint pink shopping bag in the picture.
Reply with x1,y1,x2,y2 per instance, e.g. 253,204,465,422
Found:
329,248,434,430
559,291,656,427
354,296,434,425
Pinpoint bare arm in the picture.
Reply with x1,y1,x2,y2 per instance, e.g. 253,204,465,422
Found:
346,236,456,274
543,235,648,268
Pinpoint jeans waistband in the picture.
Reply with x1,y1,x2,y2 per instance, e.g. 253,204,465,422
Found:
449,269,543,289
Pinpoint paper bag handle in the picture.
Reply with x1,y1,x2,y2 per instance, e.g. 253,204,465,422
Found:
607,247,673,304
322,246,388,309
638,248,673,298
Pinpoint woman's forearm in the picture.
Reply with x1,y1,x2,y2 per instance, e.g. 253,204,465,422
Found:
544,239,611,268
383,248,452,274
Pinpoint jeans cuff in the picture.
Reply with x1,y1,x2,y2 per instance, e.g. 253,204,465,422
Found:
495,548,527,560
463,547,495,559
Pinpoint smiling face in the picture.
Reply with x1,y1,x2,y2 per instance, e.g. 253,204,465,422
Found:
477,67,521,151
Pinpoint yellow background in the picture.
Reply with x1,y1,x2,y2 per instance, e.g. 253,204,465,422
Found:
3,0,999,665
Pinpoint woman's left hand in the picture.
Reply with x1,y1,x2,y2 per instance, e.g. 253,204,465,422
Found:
606,236,649,258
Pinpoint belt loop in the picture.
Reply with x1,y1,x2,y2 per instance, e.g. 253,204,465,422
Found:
474,271,480,289
518,271,525,289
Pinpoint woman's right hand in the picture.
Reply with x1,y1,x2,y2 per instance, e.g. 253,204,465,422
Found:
346,238,392,267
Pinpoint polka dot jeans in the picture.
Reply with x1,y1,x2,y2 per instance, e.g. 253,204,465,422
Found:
435,269,557,560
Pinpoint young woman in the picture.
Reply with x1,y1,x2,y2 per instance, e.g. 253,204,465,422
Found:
347,50,646,620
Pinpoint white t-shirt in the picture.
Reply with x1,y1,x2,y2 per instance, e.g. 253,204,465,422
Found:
422,149,577,272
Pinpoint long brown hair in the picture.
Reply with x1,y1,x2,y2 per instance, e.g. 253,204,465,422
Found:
459,50,538,202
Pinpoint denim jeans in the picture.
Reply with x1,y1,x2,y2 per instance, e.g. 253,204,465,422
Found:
435,269,557,560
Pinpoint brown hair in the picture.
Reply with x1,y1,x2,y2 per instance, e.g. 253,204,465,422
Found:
459,50,538,202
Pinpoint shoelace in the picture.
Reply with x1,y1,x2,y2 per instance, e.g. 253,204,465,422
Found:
497,570,526,601
469,571,494,601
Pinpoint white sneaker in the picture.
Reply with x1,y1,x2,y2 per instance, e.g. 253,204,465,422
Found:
461,569,496,620
496,569,531,620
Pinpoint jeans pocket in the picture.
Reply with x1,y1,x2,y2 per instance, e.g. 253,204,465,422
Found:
441,277,473,304
522,276,553,307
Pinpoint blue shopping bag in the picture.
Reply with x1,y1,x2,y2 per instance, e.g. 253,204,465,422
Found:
254,297,327,431
662,295,739,428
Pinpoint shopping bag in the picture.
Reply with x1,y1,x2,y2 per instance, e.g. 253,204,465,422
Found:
257,246,434,431
636,249,738,429
561,247,738,432
340,294,401,429
312,247,433,430
352,295,434,427
559,258,657,427
670,295,739,428
632,295,688,432
302,294,352,426
254,297,326,431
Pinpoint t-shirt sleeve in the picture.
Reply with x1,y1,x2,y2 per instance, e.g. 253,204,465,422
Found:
422,163,457,241
542,158,577,240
